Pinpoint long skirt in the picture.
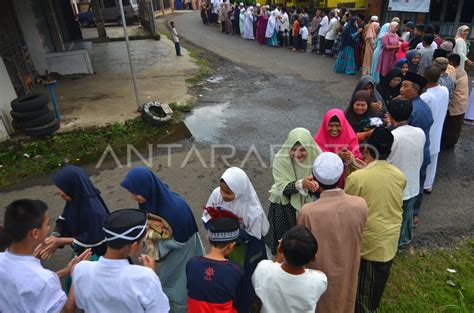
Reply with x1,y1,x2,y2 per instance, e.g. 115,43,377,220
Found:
362,39,374,75
442,113,465,148
267,31,278,47
158,233,205,313
265,202,297,256
399,197,416,246
332,32,342,56
465,86,474,120
370,41,383,83
355,258,393,313
334,46,356,75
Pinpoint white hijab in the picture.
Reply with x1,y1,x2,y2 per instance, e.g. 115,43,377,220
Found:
206,167,269,239
266,11,277,38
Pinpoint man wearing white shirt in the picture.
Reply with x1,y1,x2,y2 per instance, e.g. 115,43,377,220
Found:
318,9,329,54
387,100,425,246
73,209,170,313
420,66,449,193
324,10,338,56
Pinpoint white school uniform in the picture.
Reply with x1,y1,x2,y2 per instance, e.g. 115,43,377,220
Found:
300,26,309,40
252,260,327,313
73,257,170,313
0,251,67,313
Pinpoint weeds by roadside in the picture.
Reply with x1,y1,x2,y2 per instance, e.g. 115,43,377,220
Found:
0,114,190,188
379,237,474,312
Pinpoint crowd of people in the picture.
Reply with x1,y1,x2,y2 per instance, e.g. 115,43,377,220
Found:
1,4,474,313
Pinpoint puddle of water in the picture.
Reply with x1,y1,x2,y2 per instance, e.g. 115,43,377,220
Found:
184,102,230,142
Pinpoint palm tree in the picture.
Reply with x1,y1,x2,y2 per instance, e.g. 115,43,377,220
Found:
91,0,107,38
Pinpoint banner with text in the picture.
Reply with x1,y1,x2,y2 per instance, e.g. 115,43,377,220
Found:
388,0,430,13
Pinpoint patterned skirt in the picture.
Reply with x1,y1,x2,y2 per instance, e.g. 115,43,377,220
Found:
264,202,297,256
334,46,356,75
332,33,342,55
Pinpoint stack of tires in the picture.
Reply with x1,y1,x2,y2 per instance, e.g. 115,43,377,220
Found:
10,93,60,137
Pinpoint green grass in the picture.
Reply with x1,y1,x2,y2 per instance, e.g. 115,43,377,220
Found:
379,238,474,312
185,49,214,84
0,117,186,188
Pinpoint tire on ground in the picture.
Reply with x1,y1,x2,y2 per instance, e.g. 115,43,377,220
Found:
21,111,56,129
24,119,60,137
11,93,49,113
10,106,49,121
141,101,173,126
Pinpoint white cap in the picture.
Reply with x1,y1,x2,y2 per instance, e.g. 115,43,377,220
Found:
312,152,343,185
370,15,378,22
256,3,261,6
239,2,243,5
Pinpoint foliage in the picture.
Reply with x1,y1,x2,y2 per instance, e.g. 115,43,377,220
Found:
185,49,214,83
0,117,186,188
379,238,474,312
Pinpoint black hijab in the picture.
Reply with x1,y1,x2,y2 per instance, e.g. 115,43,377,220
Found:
345,90,376,131
376,68,403,106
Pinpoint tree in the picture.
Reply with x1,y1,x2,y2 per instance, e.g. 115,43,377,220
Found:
91,0,107,38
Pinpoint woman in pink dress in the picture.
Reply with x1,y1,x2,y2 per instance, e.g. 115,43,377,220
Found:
376,22,400,78
256,6,268,44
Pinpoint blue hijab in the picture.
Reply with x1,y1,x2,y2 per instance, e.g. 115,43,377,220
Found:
120,167,198,243
52,165,109,246
405,49,421,73
340,17,358,51
395,58,408,69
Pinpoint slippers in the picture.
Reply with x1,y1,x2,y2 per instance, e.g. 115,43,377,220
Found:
423,188,432,194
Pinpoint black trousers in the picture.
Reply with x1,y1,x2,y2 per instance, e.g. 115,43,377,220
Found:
318,35,326,54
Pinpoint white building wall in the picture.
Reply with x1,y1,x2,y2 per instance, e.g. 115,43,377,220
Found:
0,57,17,139
12,0,49,75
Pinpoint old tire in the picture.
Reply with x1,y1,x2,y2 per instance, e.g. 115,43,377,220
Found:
24,119,60,137
10,106,49,122
11,93,49,113
21,111,56,129
141,101,173,126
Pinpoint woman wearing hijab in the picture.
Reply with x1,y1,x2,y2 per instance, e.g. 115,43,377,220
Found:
352,75,386,118
256,6,268,44
266,128,322,256
376,22,400,79
243,6,254,40
376,68,403,106
395,58,409,76
266,10,278,47
405,49,421,73
205,167,269,313
396,41,409,60
370,23,389,83
345,90,383,142
239,7,245,37
39,165,109,259
121,167,204,313
314,109,363,187
453,25,472,70
362,21,379,75
334,17,361,75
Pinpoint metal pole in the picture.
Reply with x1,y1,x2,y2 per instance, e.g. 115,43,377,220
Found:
118,0,141,110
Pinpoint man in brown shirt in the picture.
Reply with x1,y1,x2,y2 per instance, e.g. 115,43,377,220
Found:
298,152,368,313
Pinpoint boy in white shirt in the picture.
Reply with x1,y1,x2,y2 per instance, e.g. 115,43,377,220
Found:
0,199,86,313
73,208,170,313
252,225,327,313
170,21,182,56
299,23,309,52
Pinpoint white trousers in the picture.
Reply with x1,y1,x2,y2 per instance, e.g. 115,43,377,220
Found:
424,153,439,190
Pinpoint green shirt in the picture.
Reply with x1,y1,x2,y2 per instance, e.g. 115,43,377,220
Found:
344,160,406,262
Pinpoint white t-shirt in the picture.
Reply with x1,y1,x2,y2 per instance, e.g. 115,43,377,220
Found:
0,251,67,313
252,260,327,313
300,26,308,40
171,28,179,43
420,85,449,155
318,16,329,36
387,125,426,200
73,257,170,313
416,41,437,50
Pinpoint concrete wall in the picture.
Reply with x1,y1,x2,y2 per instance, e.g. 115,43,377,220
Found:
0,57,18,139
12,0,49,75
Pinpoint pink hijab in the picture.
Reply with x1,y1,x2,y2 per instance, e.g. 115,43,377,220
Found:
396,41,409,60
314,109,361,159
